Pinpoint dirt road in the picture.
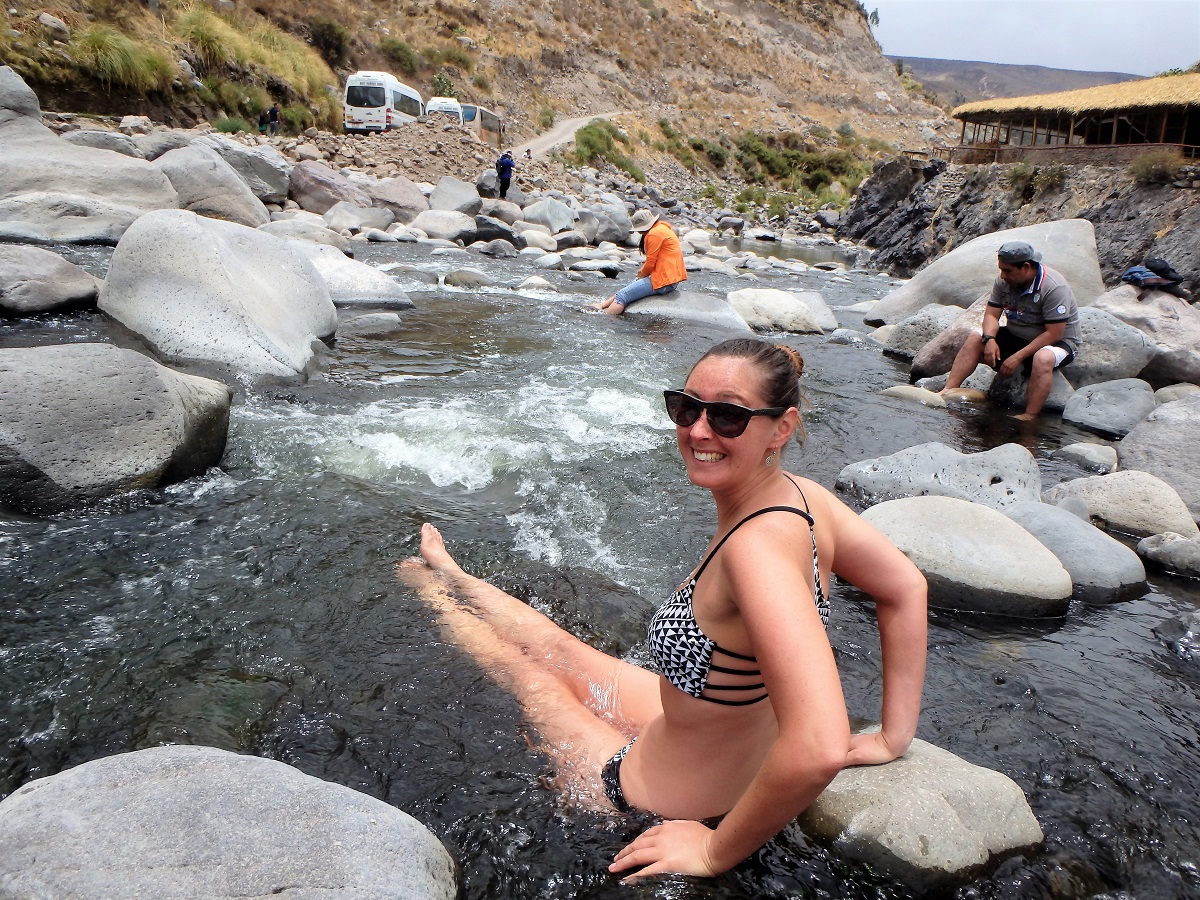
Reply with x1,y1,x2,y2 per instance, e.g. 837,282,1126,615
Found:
508,112,619,160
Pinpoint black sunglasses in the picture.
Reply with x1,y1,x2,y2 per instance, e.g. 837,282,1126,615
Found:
663,390,787,439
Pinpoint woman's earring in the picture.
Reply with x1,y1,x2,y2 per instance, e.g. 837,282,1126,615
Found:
765,450,776,467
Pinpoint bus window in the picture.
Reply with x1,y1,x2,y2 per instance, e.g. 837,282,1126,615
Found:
462,106,478,122
481,109,501,133
395,92,423,119
346,85,386,109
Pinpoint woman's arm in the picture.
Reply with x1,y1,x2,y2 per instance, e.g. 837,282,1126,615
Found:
638,227,662,278
820,490,927,763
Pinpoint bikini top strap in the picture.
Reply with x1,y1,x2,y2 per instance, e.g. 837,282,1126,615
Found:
782,472,811,514
693,505,816,584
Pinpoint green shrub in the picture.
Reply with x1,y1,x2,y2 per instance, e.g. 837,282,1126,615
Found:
836,121,857,141
696,183,724,205
472,72,490,90
72,25,172,92
439,44,473,72
537,106,555,130
280,104,314,133
1031,163,1068,194
381,37,420,76
177,7,229,68
431,73,458,98
807,123,833,141
1004,161,1033,190
658,117,681,140
215,116,253,133
309,17,350,67
1130,151,1184,185
574,119,644,182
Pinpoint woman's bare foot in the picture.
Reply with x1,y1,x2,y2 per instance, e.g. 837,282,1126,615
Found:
590,296,615,310
418,523,465,576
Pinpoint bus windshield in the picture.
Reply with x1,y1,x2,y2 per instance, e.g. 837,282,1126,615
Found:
346,85,386,109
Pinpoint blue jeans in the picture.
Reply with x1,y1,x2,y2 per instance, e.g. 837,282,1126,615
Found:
613,277,679,308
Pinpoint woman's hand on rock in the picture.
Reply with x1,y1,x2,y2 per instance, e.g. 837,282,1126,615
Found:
609,820,719,882
844,728,907,767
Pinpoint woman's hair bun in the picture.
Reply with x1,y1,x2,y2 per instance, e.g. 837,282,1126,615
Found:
775,344,805,378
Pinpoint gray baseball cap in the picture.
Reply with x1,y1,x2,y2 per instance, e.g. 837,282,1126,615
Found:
997,241,1042,264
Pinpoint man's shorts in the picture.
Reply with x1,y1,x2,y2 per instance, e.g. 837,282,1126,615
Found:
994,326,1074,376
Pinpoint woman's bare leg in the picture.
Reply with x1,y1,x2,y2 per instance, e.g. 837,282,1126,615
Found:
399,524,664,731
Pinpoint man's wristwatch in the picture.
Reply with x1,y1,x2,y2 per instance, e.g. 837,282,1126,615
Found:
981,334,995,344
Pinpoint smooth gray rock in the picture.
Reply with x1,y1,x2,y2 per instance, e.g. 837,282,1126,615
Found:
884,303,962,358
154,144,270,227
589,192,632,237
554,229,589,251
866,219,1105,325
0,343,230,514
1054,442,1117,474
0,745,457,900
323,200,394,234
443,267,494,289
575,208,600,243
473,238,518,258
257,216,350,251
0,244,100,314
987,366,1075,413
192,134,292,204
428,175,482,215
1061,378,1156,437
60,129,145,157
726,287,837,334
473,214,524,246
863,495,1072,615
360,175,429,224
625,289,752,331
1116,392,1200,521
1155,383,1200,404
341,312,403,336
1002,501,1146,603
1137,532,1200,578
567,259,620,277
825,328,882,347
288,242,413,309
408,209,477,243
480,198,522,225
288,160,372,214
1064,307,1156,389
522,197,577,234
910,296,990,379
837,442,1041,510
1091,284,1200,385
1043,470,1199,538
99,209,337,378
133,129,194,160
802,736,1043,891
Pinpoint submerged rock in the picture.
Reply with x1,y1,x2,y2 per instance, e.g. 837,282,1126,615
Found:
0,745,457,899
1043,470,1199,539
0,244,100,314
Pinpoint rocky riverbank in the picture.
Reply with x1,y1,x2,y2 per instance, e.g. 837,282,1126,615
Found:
840,157,1200,295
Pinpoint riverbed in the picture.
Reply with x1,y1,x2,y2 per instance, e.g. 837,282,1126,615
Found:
2,242,1198,900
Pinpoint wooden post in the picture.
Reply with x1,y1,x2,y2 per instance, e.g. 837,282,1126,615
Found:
960,119,967,145
1068,116,1076,145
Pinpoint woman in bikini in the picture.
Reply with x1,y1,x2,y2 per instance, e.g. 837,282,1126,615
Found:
398,337,927,881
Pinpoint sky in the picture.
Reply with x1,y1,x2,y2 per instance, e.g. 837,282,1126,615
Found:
868,0,1200,77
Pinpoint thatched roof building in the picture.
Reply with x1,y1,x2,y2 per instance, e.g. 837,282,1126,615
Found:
940,73,1200,164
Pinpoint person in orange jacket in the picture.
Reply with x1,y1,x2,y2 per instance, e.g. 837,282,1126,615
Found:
592,210,688,315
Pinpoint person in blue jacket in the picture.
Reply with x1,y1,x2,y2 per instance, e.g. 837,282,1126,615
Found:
495,151,515,199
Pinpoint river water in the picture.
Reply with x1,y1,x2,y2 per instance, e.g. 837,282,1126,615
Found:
2,242,1199,900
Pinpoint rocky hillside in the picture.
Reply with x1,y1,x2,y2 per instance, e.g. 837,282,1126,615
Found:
889,57,1142,108
1,0,952,155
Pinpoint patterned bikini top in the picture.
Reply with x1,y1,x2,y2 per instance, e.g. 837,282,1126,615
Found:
647,477,829,706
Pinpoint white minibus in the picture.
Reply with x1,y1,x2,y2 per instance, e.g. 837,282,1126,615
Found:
343,71,424,134
425,96,464,125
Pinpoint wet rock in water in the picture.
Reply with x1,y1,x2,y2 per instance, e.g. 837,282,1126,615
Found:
473,238,518,258
1043,470,1199,539
473,214,524,247
0,244,100,314
518,275,556,291
341,312,404,337
1061,378,1156,437
1002,501,1146,603
288,160,372,214
533,253,564,270
567,259,620,277
862,495,1072,616
100,209,337,378
258,215,350,251
1091,284,1200,386
726,287,836,334
444,267,494,288
60,129,145,158
408,209,477,243
0,745,457,899
1064,308,1156,389
289,242,413,309
1054,442,1117,474
803,736,1043,891
429,175,483,215
881,385,946,407
883,303,961,358
0,343,230,514
192,134,293,205
825,328,882,347
716,216,745,234
1117,392,1200,521
554,229,589,251
837,441,1041,510
865,219,1105,326
519,230,558,252
155,144,271,227
626,289,751,332
1138,533,1200,579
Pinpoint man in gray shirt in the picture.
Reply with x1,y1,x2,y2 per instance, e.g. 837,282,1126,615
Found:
941,240,1082,421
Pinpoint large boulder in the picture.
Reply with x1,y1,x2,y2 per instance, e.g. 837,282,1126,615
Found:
802,736,1043,891
323,200,394,234
0,244,100,315
589,193,632,237
862,495,1072,616
428,175,482,215
1043,470,1199,538
0,343,230,514
1117,392,1200,521
358,175,429,224
408,209,477,243
288,160,372,214
1061,378,1156,437
473,214,524,247
626,289,752,331
190,134,292,204
99,209,337,378
837,442,1042,510
480,198,522,225
522,197,577,234
884,304,962,358
0,67,177,243
154,144,270,227
726,288,837,334
1063,307,1156,388
865,220,1105,325
0,745,457,899
257,216,350,251
60,129,145,158
288,242,413,309
909,296,989,379
133,129,194,160
1001,501,1146,603
1090,284,1200,386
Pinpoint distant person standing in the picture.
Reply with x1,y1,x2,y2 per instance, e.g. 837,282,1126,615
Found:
591,210,688,316
267,103,280,136
495,150,515,199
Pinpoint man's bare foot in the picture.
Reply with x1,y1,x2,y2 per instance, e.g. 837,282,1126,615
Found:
1011,412,1039,422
